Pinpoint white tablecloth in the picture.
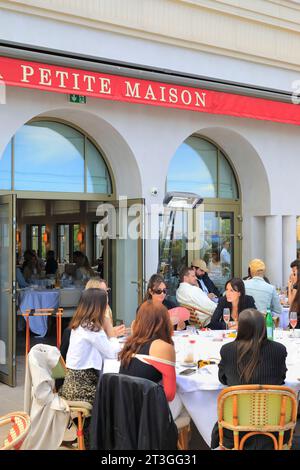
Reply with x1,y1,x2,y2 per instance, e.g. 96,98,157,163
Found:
18,288,60,336
104,330,300,447
173,330,300,445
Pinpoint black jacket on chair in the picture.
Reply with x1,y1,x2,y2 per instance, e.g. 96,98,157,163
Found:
211,339,288,449
90,373,178,450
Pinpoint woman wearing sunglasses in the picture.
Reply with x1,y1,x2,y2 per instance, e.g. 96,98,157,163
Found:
143,274,186,330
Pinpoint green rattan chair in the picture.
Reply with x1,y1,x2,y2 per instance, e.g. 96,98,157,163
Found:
217,384,298,450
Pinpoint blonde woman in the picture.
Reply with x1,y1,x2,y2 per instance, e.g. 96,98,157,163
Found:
85,277,125,337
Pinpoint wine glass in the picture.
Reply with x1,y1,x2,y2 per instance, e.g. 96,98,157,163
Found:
223,308,230,330
289,311,298,338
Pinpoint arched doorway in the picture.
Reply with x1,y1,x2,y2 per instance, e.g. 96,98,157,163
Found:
0,117,143,386
159,134,241,295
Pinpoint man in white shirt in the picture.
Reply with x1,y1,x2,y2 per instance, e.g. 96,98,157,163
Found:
220,241,231,265
176,267,216,326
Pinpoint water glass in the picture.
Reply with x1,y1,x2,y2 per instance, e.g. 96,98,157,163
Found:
223,308,230,330
186,325,196,335
274,327,283,340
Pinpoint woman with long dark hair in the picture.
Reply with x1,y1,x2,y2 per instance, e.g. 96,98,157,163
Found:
211,309,287,449
119,300,176,401
59,288,120,405
209,278,256,330
143,274,186,330
290,273,300,329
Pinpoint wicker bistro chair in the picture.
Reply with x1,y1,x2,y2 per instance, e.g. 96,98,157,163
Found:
0,412,31,450
217,385,298,450
21,308,64,357
51,355,92,451
175,408,191,450
178,304,212,329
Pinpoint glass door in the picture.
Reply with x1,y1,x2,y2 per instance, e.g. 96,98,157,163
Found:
105,199,144,326
158,209,189,298
0,194,16,386
158,202,241,295
196,203,241,292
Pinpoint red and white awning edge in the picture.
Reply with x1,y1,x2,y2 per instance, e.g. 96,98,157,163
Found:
1,56,300,126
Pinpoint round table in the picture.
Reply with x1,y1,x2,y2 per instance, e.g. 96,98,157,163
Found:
173,330,300,445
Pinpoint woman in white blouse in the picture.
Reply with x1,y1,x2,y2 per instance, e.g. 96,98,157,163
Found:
59,288,120,405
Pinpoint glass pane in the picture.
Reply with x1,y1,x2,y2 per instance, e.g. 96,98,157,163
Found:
197,211,234,293
94,223,104,265
41,225,46,259
14,122,84,192
167,136,217,197
58,224,70,263
297,217,300,260
86,140,112,194
73,224,81,253
0,140,11,190
0,203,10,374
218,152,238,199
115,213,140,326
31,225,39,253
158,210,188,298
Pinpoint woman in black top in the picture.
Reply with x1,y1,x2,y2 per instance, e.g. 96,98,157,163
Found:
209,277,256,330
290,272,300,329
119,301,176,402
142,274,185,330
211,308,288,450
45,250,58,275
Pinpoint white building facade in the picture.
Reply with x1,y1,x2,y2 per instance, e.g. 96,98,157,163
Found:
1,0,300,384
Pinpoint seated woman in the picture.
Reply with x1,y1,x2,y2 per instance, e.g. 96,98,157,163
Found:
85,277,125,337
59,288,120,406
211,308,288,450
143,274,186,330
290,273,300,329
209,278,256,330
75,254,95,283
45,250,58,275
22,251,42,282
119,300,183,420
60,277,125,362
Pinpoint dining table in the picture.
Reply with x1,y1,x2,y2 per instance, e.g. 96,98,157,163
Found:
104,329,300,447
18,287,60,336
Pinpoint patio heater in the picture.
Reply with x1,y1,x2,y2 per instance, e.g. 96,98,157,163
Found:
158,191,203,296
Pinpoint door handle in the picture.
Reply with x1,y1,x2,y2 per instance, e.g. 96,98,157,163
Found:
131,280,142,294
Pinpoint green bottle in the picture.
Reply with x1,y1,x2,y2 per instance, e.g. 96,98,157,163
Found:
265,308,274,340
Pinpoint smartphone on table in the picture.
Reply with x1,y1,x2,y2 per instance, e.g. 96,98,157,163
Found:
179,368,196,375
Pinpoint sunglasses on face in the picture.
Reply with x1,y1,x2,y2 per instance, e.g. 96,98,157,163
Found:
153,288,167,295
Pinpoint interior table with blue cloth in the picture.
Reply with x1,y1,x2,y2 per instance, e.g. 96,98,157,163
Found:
18,288,60,337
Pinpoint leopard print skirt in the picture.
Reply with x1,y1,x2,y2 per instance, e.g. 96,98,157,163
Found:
59,368,99,405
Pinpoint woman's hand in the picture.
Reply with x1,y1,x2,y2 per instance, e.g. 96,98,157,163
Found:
113,324,126,337
228,321,237,330
177,320,186,331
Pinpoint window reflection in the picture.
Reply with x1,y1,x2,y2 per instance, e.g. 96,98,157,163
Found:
0,140,12,190
15,122,84,192
166,136,238,199
0,121,112,194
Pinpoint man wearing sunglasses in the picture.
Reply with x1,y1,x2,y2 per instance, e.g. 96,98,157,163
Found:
191,259,220,300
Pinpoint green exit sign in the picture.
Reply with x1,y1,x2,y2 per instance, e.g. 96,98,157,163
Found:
69,94,86,104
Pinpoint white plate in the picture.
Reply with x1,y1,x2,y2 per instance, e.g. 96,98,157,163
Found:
180,362,197,367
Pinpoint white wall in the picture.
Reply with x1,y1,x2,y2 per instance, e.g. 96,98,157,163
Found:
1,85,300,285
0,8,299,93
